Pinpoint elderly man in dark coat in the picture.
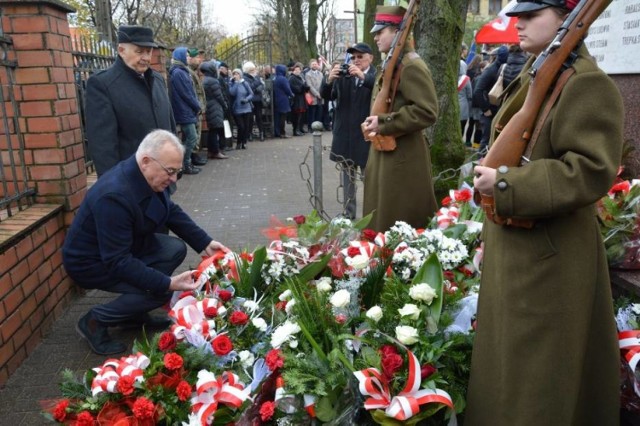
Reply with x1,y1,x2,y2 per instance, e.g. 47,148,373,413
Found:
63,130,228,355
321,43,376,219
85,26,176,177
362,6,439,232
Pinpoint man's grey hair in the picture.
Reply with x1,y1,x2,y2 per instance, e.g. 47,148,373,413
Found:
135,129,184,161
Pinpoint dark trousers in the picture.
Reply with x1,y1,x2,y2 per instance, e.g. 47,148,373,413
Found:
274,112,286,137
234,112,252,146
251,101,264,136
479,113,493,151
465,118,482,145
83,234,187,324
207,126,224,155
307,104,322,129
292,112,305,133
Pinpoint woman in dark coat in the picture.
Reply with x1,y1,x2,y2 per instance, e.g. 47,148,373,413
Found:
468,0,624,424
287,63,309,136
273,64,294,138
199,61,228,159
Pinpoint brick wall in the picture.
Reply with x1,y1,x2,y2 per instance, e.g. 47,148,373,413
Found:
0,0,85,386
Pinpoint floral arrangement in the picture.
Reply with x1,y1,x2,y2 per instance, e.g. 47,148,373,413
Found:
44,188,485,425
597,169,640,269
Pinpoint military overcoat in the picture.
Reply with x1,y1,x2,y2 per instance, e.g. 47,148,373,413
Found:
465,45,624,425
363,51,438,232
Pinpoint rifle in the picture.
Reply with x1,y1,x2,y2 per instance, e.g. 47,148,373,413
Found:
361,0,421,151
478,0,613,228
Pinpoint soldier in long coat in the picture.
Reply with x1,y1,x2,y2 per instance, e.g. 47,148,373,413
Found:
468,0,624,423
362,6,438,232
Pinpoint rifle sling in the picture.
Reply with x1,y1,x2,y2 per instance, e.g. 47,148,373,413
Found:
523,67,576,162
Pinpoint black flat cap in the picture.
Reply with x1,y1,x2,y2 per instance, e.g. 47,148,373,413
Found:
117,25,158,48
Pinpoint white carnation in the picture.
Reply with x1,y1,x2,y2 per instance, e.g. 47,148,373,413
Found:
270,320,301,348
279,289,292,301
243,300,259,312
252,317,267,332
316,277,333,292
238,350,255,368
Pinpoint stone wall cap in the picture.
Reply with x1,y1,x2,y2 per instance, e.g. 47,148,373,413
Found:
0,0,76,14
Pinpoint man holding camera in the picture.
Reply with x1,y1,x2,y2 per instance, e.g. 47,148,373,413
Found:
320,43,376,219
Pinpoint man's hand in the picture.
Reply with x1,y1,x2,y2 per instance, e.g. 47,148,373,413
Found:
483,109,493,117
169,270,203,291
362,115,379,134
327,64,341,83
473,165,497,196
203,240,230,256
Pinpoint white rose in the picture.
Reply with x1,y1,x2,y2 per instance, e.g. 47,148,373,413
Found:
238,350,255,368
395,325,419,345
398,303,420,320
279,289,292,301
330,289,351,308
344,254,370,270
252,317,267,332
409,283,438,305
316,277,333,293
366,306,383,322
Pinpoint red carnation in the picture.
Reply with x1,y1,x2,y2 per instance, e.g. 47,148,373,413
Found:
76,411,95,426
381,352,404,379
132,397,155,420
347,246,361,257
362,229,377,242
204,306,218,318
240,251,253,261
163,353,184,370
212,334,233,355
454,188,473,202
176,380,192,402
441,195,452,206
293,215,306,225
379,344,398,358
158,331,177,352
275,300,288,311
229,310,249,326
260,401,276,421
218,290,233,302
52,399,69,422
116,375,136,396
610,180,631,194
443,270,455,281
421,363,437,380
265,349,284,371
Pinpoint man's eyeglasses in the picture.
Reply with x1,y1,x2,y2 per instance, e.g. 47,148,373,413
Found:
149,156,182,177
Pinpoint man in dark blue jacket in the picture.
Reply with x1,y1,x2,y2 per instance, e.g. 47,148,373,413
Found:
170,47,202,174
85,26,176,177
63,130,228,355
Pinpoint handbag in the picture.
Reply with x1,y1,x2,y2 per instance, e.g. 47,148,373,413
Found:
304,92,314,106
223,120,232,139
360,123,397,151
488,64,506,106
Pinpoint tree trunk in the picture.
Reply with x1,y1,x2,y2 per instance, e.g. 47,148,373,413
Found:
362,0,383,66
415,0,470,195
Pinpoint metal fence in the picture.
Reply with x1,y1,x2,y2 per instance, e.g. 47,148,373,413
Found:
71,35,117,172
0,21,33,222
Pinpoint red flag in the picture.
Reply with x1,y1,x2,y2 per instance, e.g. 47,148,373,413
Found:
475,0,519,44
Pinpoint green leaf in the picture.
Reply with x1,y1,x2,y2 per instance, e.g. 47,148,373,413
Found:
412,253,444,326
297,253,331,283
315,395,338,422
354,212,373,230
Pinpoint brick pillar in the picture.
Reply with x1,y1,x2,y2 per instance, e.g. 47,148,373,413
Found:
0,0,86,226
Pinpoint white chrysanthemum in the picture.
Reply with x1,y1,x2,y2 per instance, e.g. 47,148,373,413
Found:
366,306,383,322
252,317,267,332
243,300,259,312
238,350,255,368
330,289,351,308
398,304,420,320
316,277,333,292
395,325,419,345
270,320,301,348
409,283,438,304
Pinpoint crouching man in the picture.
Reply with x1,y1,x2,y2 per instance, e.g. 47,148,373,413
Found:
63,129,228,355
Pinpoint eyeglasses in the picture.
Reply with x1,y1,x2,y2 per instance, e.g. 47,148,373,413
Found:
149,156,182,177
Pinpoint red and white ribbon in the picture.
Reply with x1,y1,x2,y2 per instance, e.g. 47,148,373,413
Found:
374,232,387,247
91,352,150,397
169,296,218,340
191,370,251,425
436,206,460,229
620,330,640,396
274,376,296,414
353,350,454,420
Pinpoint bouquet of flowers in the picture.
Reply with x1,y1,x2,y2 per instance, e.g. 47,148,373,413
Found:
45,193,483,425
598,170,640,269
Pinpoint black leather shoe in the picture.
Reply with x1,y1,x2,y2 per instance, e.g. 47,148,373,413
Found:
76,312,127,355
192,157,207,166
182,165,200,175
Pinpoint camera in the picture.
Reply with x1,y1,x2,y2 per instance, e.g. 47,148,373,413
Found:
338,63,351,77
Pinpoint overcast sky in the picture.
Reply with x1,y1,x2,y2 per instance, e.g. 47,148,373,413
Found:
210,0,355,36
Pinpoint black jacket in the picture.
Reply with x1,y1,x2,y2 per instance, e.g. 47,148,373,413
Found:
321,66,376,168
503,51,528,88
244,73,265,103
200,62,227,129
85,56,176,176
288,73,308,112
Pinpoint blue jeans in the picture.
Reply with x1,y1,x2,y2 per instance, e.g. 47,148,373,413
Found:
86,234,187,324
180,123,198,167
